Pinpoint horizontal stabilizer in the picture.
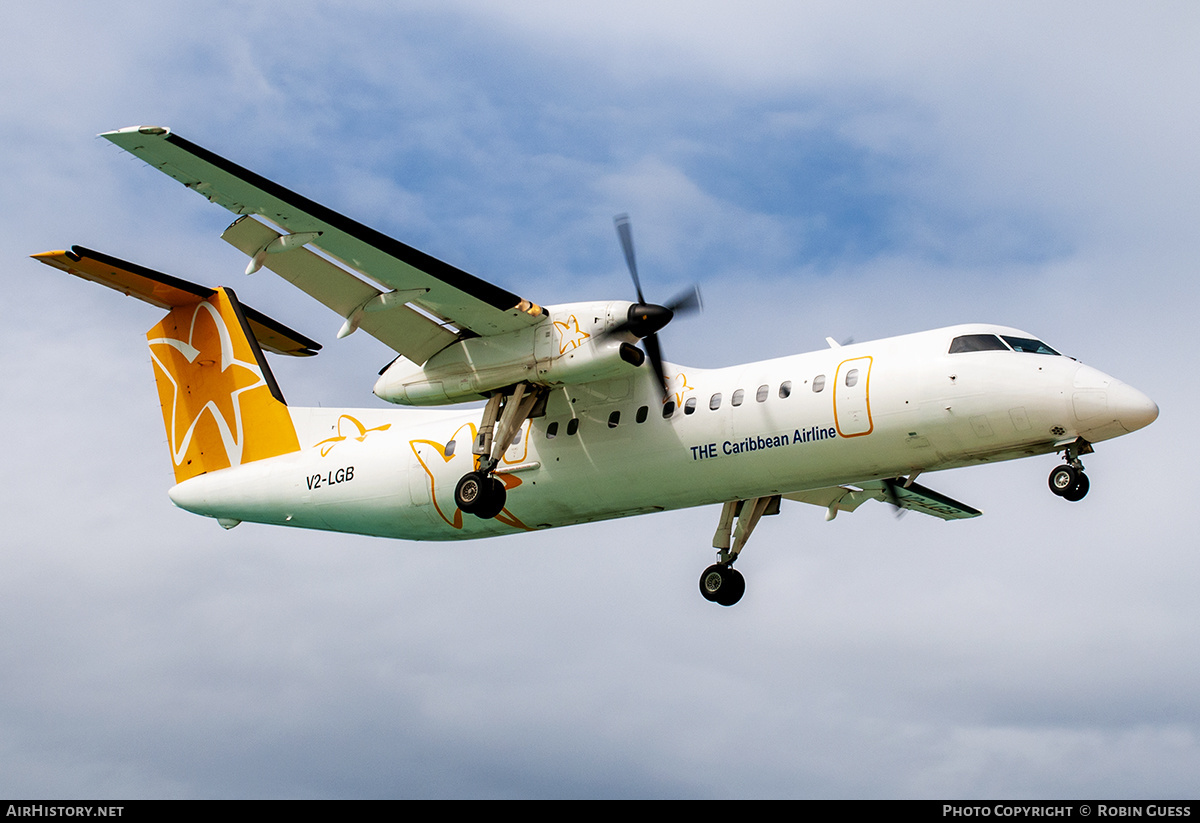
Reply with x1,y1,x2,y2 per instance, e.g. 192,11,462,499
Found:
33,246,321,357
785,478,982,521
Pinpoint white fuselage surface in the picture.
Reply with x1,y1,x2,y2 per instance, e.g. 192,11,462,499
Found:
167,323,1158,540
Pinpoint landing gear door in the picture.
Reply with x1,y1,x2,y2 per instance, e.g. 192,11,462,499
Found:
834,356,873,437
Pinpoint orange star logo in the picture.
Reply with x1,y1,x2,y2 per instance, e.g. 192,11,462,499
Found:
315,414,392,456
148,299,269,470
665,371,694,407
409,422,532,531
553,315,591,354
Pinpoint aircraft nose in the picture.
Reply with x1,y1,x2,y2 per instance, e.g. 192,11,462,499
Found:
1109,380,1159,433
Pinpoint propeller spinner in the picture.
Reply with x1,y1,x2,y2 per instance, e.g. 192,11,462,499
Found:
609,214,702,399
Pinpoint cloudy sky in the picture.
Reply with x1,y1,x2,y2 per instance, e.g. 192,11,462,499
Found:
2,1,1196,798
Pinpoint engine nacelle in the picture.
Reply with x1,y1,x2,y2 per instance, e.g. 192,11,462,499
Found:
373,301,646,405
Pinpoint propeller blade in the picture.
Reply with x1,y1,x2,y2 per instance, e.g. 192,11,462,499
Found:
881,478,908,519
643,332,668,400
609,213,700,401
664,284,703,316
614,214,646,304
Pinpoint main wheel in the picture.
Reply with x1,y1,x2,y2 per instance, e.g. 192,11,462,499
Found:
473,476,507,519
1061,471,1090,502
1048,465,1078,497
716,568,745,606
699,565,722,602
454,472,486,513
699,564,745,606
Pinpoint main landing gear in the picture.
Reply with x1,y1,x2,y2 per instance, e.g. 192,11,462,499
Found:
453,383,546,520
699,564,745,607
1048,438,1092,502
700,495,780,606
454,471,507,519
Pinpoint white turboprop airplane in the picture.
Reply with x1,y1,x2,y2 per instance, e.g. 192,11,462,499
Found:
35,126,1159,606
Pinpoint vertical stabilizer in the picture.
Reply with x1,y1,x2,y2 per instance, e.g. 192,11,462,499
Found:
147,287,301,482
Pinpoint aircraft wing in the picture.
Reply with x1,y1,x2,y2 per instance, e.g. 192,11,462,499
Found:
785,479,982,521
218,216,458,364
100,126,544,362
33,246,320,357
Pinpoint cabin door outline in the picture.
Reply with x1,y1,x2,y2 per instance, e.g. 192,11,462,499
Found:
834,356,874,437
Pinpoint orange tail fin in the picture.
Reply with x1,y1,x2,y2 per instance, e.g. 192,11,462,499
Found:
147,287,301,482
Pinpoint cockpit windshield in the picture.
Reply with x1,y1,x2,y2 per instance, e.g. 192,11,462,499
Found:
948,334,1008,353
1001,336,1060,355
948,333,1062,355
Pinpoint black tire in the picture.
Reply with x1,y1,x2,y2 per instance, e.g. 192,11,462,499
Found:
473,476,507,519
716,567,745,607
454,472,485,513
699,564,724,602
1062,472,1090,502
699,564,745,606
1048,465,1077,497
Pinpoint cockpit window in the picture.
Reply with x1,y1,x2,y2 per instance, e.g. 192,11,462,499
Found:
949,334,1008,353
1001,336,1061,356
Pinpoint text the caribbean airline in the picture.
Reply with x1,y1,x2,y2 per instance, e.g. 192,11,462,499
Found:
33,126,1159,606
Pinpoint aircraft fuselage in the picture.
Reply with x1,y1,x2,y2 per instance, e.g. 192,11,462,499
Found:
166,322,1158,540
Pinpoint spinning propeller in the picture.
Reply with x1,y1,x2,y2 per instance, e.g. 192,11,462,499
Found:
606,213,702,398
881,478,908,519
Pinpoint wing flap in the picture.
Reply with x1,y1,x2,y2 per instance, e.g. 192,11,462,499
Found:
101,126,544,338
882,479,982,519
32,246,321,358
785,479,982,521
221,216,457,364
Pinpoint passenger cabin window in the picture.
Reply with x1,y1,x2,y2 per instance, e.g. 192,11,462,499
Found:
636,405,648,423
662,401,675,418
608,411,620,428
545,422,558,439
567,418,579,436
845,369,859,388
812,375,826,393
756,384,769,402
710,393,722,410
778,381,792,399
1002,335,1061,355
949,334,1007,353
684,397,697,415
731,389,744,407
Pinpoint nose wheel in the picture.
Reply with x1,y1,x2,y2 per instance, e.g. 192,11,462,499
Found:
1048,464,1089,501
1049,439,1092,502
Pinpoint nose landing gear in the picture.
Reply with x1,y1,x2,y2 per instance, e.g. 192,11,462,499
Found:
1048,464,1090,501
1049,438,1092,502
